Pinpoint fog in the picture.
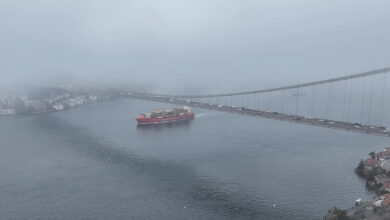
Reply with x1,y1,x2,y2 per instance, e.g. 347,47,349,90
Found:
1,0,389,93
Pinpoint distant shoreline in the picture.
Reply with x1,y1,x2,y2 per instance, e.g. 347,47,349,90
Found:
0,97,122,118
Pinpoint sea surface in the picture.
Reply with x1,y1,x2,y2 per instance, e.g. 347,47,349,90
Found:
1,98,389,220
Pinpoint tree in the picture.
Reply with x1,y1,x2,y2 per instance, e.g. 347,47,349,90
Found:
357,159,364,170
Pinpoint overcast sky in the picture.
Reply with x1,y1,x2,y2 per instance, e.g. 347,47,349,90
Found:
0,0,389,92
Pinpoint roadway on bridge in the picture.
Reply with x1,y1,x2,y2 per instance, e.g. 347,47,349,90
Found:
127,93,390,138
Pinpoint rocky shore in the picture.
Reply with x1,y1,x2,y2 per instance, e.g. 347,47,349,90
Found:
324,147,390,220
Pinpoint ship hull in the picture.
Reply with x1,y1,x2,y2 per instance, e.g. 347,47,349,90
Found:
136,113,194,125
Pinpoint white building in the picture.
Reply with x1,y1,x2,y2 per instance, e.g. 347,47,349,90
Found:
53,103,64,111
0,109,16,115
67,98,83,107
25,100,46,112
88,95,98,101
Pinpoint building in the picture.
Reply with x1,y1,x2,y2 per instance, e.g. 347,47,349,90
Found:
375,174,390,185
363,158,378,170
375,148,390,161
381,160,390,172
0,109,16,115
382,194,390,207
67,98,83,107
383,183,390,193
52,103,64,111
24,100,47,112
88,95,98,101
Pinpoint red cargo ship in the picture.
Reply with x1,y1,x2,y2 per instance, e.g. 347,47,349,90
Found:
136,106,194,125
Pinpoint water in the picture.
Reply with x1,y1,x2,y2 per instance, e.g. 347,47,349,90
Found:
1,98,389,220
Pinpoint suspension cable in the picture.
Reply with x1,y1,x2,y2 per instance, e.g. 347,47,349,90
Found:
281,90,285,113
311,85,315,117
295,87,300,116
342,80,348,121
380,74,387,126
329,82,333,120
347,79,353,122
360,78,366,124
367,76,374,124
326,83,330,119
162,67,390,99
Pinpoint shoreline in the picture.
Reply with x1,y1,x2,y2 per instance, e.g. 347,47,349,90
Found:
324,147,390,219
0,97,122,118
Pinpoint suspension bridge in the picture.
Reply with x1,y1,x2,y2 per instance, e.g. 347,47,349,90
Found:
124,67,390,137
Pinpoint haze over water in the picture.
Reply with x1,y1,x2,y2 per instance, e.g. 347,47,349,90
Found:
1,98,389,220
1,0,390,219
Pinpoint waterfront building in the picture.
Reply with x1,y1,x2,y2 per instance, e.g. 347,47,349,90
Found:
363,158,378,170
381,160,390,172
53,103,64,111
0,109,16,115
88,95,98,101
375,148,390,161
382,183,390,193
25,100,47,112
382,194,390,207
67,98,83,107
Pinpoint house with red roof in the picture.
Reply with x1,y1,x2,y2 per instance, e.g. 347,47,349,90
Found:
363,158,378,170
383,183,390,193
375,147,390,161
382,193,390,207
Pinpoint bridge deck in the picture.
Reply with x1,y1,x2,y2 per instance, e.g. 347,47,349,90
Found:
128,93,390,137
